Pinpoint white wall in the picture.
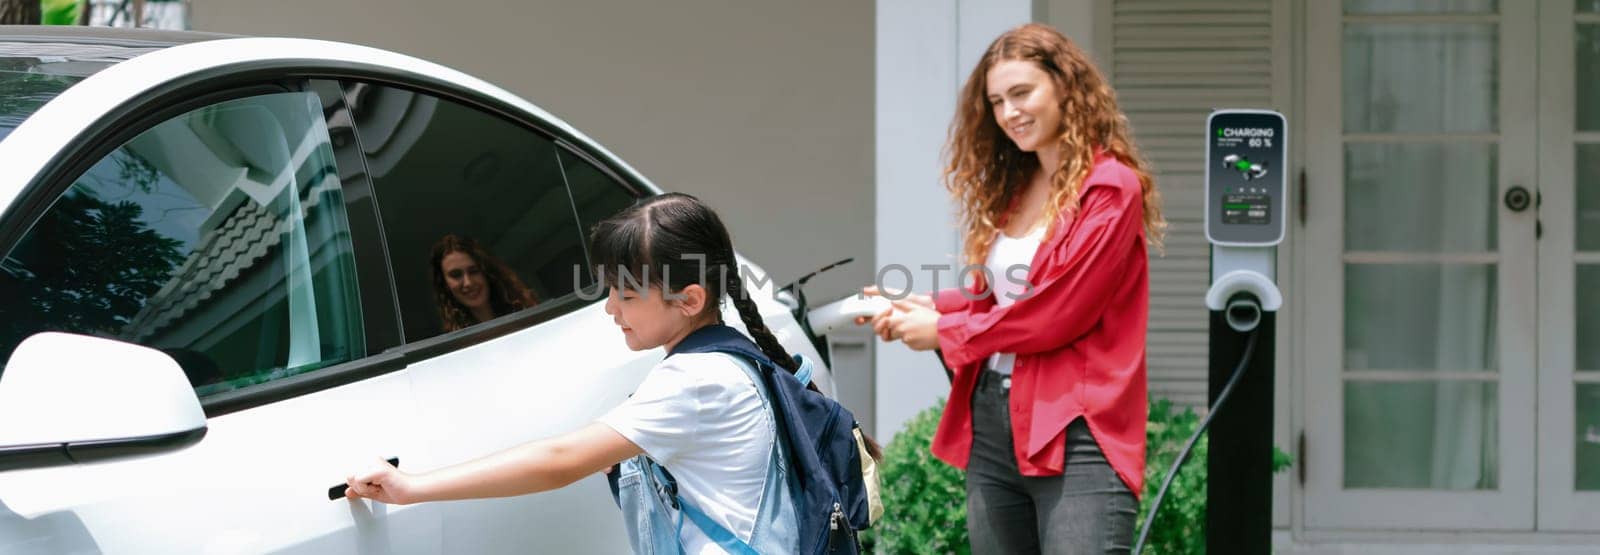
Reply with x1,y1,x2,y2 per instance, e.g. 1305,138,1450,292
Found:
1043,0,1098,60
190,0,875,306
873,0,1037,440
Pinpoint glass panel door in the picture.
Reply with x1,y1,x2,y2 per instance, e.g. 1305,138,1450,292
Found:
1536,0,1600,532
1303,0,1538,530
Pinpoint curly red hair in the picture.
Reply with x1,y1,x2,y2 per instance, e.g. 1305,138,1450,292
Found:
945,23,1165,271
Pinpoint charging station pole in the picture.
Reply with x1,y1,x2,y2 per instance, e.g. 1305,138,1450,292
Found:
1203,109,1285,554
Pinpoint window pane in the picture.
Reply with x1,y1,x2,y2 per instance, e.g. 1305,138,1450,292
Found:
346,84,588,340
1578,25,1600,131
1345,380,1498,489
1578,145,1600,249
1345,143,1497,252
1582,1,1600,13
1576,265,1600,370
559,148,639,280
0,92,364,395
1579,384,1600,490
1344,264,1496,371
1344,0,1496,14
1343,23,1497,133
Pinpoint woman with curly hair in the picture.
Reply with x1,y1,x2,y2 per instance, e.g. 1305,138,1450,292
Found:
862,23,1165,553
430,234,537,332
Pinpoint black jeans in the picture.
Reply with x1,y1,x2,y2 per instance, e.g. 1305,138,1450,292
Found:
965,370,1137,555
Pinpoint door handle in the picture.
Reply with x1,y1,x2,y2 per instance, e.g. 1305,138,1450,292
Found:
328,457,399,500
1504,185,1532,213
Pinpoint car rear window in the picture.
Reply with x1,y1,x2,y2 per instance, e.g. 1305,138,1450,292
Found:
0,51,125,143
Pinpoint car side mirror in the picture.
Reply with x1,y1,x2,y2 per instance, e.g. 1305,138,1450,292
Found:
0,332,206,472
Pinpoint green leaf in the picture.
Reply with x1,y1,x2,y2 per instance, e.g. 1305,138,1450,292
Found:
1272,445,1294,474
42,0,80,25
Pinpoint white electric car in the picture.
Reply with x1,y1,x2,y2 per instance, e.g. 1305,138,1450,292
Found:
0,26,836,553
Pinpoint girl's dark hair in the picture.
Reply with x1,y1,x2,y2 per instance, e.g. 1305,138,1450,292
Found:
590,192,884,461
430,234,538,332
588,192,799,373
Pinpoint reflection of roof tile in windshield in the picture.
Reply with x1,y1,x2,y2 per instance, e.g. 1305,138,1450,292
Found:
122,177,342,342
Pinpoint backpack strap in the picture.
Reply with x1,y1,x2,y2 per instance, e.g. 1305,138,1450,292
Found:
790,354,814,386
670,325,816,387
676,354,774,555
670,326,777,370
678,498,761,555
635,454,762,555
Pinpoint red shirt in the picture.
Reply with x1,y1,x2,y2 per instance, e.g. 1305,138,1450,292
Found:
931,151,1149,496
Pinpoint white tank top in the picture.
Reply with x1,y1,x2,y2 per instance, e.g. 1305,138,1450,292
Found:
984,224,1046,374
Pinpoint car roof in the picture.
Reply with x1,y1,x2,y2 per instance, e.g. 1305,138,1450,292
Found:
0,25,234,55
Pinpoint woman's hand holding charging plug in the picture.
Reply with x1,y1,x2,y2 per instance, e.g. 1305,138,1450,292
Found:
855,286,925,339
884,299,940,351
854,286,939,350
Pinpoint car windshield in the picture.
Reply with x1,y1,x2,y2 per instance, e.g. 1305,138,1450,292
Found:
0,42,143,143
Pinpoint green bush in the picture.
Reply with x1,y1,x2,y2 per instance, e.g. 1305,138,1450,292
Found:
863,398,1291,554
1136,398,1209,554
862,399,969,555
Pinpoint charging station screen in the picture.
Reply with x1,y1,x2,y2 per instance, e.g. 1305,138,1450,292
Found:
1206,110,1285,246
1222,194,1269,225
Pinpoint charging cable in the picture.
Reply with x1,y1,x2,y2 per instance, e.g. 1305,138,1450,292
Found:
1132,293,1262,554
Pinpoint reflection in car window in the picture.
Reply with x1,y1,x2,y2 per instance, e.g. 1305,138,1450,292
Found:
430,233,538,332
344,83,588,341
309,78,404,353
0,52,124,143
558,148,638,261
0,91,365,396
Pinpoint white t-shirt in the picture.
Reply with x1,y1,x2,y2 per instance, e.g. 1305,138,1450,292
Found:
599,352,774,554
985,225,1047,374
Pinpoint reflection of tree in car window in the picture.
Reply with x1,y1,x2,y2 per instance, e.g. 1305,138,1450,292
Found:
0,189,184,365
0,92,365,396
431,234,537,332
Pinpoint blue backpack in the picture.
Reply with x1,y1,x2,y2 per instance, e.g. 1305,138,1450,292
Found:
610,324,873,554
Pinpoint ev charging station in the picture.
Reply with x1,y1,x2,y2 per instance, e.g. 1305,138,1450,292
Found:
1204,109,1285,553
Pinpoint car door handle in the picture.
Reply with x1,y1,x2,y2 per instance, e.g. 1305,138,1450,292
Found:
328,457,399,500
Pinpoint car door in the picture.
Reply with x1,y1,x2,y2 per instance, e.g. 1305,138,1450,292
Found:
339,80,651,553
0,83,440,553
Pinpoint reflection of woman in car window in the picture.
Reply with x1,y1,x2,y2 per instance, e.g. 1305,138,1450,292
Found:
430,234,537,331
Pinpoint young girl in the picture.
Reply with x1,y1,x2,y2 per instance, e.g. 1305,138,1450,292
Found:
347,193,810,553
863,23,1165,554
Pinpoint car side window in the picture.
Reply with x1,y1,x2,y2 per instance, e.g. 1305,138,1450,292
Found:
558,148,639,252
343,83,589,341
0,91,365,396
